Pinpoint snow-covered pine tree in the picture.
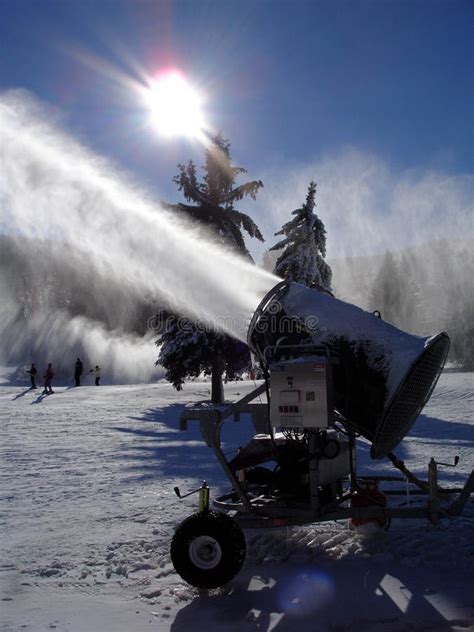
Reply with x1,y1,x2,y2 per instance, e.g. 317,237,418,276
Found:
157,133,264,404
270,181,332,291
165,133,263,257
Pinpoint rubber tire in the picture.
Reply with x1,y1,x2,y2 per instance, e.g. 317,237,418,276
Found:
170,512,246,589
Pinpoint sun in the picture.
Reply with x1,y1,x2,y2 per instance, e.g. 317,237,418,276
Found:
144,70,206,140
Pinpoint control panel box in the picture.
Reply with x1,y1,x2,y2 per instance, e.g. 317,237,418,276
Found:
270,359,333,429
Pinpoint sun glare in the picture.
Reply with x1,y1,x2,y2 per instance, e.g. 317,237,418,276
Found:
145,70,206,140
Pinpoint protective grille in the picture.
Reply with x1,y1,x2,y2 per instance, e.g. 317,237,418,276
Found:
371,333,450,459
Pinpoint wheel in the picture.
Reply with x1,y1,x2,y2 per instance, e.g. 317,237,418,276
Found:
170,512,246,589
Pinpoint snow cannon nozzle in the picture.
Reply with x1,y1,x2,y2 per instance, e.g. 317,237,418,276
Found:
246,279,291,361
247,280,450,459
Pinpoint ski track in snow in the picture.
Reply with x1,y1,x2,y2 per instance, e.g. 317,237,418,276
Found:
0,371,473,631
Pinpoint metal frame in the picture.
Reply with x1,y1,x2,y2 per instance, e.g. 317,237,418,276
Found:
179,383,474,529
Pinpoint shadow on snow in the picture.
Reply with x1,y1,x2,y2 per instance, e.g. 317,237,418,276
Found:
357,414,474,485
169,555,471,632
107,403,240,487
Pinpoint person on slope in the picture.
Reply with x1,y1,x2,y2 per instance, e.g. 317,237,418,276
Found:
27,363,37,389
90,365,101,386
43,364,54,395
74,357,83,387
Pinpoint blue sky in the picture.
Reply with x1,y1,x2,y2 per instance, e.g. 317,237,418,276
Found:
0,0,472,256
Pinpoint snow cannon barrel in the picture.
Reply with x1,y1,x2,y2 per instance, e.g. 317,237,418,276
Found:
247,281,450,459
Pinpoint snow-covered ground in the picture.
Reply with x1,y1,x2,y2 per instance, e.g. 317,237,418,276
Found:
1,369,473,631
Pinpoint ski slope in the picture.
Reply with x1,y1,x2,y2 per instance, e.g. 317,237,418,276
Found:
0,370,473,631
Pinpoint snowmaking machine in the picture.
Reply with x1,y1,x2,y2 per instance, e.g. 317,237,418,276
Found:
170,280,474,589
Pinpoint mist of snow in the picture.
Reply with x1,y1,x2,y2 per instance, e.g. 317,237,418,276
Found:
0,90,278,380
257,150,473,349
257,147,473,261
0,292,161,384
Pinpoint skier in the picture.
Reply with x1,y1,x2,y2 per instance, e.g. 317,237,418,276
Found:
43,363,54,395
27,363,37,389
93,365,101,386
74,357,83,387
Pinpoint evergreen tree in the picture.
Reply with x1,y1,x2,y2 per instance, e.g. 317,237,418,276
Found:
369,252,402,326
397,255,426,333
444,271,474,369
157,133,264,403
163,133,263,255
270,181,332,291
370,252,427,333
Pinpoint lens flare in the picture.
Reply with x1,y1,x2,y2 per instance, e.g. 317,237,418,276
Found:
144,69,206,140
277,568,335,616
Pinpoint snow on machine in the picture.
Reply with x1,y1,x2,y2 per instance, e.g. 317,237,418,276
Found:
170,280,474,589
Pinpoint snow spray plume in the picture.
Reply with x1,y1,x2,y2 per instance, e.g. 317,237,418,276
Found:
0,91,278,360
6,311,161,385
258,148,473,261
0,264,161,383
257,149,473,344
